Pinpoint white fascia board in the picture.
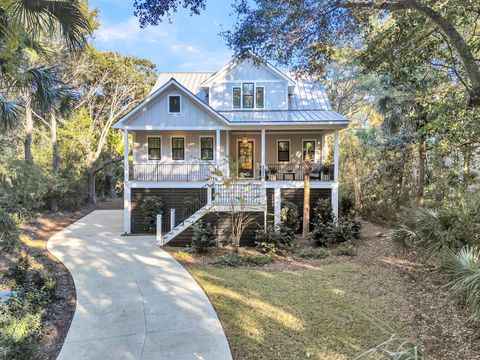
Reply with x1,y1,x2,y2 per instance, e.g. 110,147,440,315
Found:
112,78,231,129
124,125,229,131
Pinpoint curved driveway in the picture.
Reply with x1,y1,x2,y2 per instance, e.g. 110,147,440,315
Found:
48,210,232,360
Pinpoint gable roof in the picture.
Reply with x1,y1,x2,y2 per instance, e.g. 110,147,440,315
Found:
201,57,296,87
150,72,213,97
112,78,230,130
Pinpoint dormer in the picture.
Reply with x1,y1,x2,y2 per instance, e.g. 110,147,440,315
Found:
201,58,296,111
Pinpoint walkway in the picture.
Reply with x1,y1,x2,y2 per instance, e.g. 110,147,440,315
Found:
47,210,232,360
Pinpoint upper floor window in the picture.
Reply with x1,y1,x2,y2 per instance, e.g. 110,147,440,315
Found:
233,87,241,108
169,95,181,113
256,87,264,108
277,140,290,162
200,137,214,160
242,83,254,108
172,137,185,160
148,137,161,160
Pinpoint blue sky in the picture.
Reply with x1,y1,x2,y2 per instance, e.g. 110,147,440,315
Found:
90,0,236,72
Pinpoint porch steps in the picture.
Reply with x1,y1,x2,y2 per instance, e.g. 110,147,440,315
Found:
158,206,211,246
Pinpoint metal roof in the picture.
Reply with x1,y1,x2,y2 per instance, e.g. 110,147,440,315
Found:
218,110,347,123
150,72,213,98
286,74,332,110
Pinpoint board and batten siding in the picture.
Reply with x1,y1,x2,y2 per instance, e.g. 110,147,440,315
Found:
281,188,332,222
134,130,227,163
209,59,288,111
125,85,224,128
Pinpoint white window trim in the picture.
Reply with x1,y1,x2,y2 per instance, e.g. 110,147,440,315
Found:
276,139,291,163
198,135,215,161
168,94,182,114
242,82,255,109
236,138,256,178
146,135,162,163
302,139,317,162
170,135,186,161
256,86,265,109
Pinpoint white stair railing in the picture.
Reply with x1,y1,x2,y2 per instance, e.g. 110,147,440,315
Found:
156,214,163,245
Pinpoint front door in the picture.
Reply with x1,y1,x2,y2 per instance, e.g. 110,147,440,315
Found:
238,140,254,178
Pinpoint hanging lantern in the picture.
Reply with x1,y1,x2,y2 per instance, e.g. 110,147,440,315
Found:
242,134,248,145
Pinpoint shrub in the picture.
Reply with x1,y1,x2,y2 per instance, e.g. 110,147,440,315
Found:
281,201,301,233
392,200,480,257
296,247,329,259
211,253,273,267
342,217,362,240
140,196,164,233
440,246,480,321
0,208,20,250
313,198,335,226
191,220,215,253
335,241,356,256
340,195,354,216
255,225,295,255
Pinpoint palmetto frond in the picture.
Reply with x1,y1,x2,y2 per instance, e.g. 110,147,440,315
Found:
6,0,92,50
0,94,22,130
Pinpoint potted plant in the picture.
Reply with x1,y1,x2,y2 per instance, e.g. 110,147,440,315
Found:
320,164,331,181
267,167,277,181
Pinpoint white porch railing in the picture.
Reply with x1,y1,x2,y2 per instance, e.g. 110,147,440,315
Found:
130,162,213,181
212,183,265,205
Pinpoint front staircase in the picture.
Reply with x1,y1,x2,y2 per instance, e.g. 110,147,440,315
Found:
156,182,266,246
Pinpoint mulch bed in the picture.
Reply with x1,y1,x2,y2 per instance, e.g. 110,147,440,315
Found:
0,198,122,360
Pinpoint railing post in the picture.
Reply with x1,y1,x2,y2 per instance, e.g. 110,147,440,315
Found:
261,129,266,181
156,214,163,245
207,186,212,205
170,209,175,230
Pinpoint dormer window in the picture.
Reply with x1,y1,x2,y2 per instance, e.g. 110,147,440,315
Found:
232,84,265,109
168,95,181,113
242,83,254,108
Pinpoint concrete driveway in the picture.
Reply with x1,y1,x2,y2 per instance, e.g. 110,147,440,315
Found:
48,210,232,360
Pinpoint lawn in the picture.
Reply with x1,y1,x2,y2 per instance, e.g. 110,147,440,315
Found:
172,222,480,360
189,261,406,360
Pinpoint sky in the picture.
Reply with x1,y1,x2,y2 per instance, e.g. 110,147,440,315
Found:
90,0,236,73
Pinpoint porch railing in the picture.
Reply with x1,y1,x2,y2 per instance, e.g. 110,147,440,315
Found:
130,162,213,182
213,183,265,205
265,163,334,181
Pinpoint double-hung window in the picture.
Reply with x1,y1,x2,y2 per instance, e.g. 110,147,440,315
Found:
171,137,185,160
148,137,161,160
242,83,254,108
169,95,181,113
277,140,290,162
200,137,214,160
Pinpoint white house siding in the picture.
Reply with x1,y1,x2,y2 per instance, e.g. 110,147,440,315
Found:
125,86,224,129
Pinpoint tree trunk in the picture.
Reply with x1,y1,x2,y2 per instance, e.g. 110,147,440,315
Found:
418,137,426,204
24,101,33,163
349,146,362,211
302,157,312,240
51,114,60,212
106,175,117,198
462,146,472,187
87,157,123,205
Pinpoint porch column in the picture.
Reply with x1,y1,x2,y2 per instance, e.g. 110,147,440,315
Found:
124,184,131,234
274,188,281,229
332,130,339,219
225,130,230,176
123,130,129,181
261,129,266,181
216,129,221,168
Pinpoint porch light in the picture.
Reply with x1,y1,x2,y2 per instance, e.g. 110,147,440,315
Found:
242,135,248,145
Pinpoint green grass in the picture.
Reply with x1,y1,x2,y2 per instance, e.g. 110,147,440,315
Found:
189,262,409,360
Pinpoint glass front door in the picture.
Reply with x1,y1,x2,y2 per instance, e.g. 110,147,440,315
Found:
238,140,254,178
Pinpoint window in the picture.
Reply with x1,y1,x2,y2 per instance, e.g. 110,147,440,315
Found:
148,137,161,160
171,137,185,160
233,87,241,108
277,140,290,162
256,87,264,108
303,140,316,161
169,95,181,113
200,137,214,160
242,83,254,108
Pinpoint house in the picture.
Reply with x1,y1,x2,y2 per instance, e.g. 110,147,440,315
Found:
112,56,348,246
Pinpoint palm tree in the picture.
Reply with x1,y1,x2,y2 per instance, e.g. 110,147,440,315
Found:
0,0,91,129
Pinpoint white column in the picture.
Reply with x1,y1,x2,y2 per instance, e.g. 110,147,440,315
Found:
170,209,176,230
123,130,129,181
225,130,230,176
332,183,339,220
274,188,281,229
216,129,221,168
334,130,339,182
123,184,131,234
261,129,266,181
321,133,328,164
156,214,163,245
